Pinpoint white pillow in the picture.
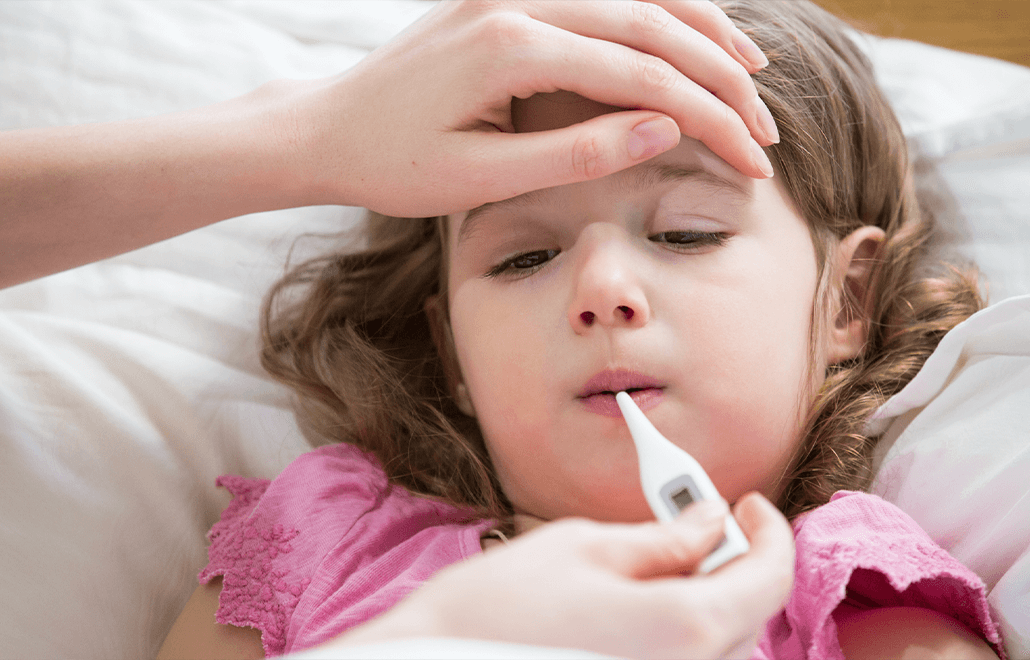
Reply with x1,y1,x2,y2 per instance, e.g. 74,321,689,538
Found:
866,296,1030,659
0,2,429,658
858,35,1030,660
0,4,1027,659
859,35,1030,302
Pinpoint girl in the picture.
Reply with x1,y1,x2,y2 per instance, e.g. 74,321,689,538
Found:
5,0,798,656
161,1,1002,658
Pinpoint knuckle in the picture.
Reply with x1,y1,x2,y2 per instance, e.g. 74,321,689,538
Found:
629,2,674,38
454,0,503,18
568,132,610,180
637,55,678,95
475,11,536,52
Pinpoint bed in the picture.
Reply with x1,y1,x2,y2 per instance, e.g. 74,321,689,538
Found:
1,2,1028,659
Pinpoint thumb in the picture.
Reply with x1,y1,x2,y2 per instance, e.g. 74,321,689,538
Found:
586,499,729,579
479,111,681,194
711,493,795,615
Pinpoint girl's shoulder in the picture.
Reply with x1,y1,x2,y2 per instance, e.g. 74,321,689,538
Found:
205,444,387,533
755,491,1003,659
199,443,494,657
200,444,396,562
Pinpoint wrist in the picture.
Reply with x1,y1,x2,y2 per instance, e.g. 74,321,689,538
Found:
249,73,368,210
206,78,337,211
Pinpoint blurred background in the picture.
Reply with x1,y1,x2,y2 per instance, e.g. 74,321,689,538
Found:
816,0,1030,67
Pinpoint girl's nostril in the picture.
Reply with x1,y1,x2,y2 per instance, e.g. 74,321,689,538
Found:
618,306,634,321
580,311,595,325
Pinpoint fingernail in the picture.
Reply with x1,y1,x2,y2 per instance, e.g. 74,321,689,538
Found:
628,117,680,161
733,29,768,69
755,96,779,144
751,139,774,178
686,499,729,524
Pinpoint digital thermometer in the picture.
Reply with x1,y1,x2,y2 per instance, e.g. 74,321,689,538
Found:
615,391,750,573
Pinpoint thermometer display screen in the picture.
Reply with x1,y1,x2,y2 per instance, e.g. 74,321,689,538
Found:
660,475,703,517
670,486,696,510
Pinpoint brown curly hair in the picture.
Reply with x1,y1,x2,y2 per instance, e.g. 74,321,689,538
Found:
260,0,984,528
717,0,985,517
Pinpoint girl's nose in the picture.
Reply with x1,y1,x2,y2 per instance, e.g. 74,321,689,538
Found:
568,238,650,334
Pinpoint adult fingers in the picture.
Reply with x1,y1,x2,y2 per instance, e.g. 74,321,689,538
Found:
578,499,731,579
465,110,680,203
636,494,794,658
521,1,767,76
645,0,769,72
708,493,796,623
524,1,777,147
492,21,772,178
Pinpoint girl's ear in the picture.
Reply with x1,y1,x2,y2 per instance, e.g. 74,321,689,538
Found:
826,225,887,365
425,293,476,417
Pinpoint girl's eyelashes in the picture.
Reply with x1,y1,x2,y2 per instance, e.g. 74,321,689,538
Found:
650,230,729,249
482,232,728,279
484,249,560,279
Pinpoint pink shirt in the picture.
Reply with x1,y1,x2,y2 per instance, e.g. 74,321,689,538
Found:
200,443,1003,658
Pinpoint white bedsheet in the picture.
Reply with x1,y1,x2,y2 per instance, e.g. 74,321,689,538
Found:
868,295,1030,657
1,2,1028,659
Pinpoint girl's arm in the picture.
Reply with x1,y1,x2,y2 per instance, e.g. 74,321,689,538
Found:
836,604,1000,659
157,578,265,660
1,0,776,289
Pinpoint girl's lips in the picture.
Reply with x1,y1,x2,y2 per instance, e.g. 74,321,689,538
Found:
578,387,664,417
577,369,664,398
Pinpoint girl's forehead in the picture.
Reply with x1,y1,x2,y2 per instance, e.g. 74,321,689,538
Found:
510,89,748,194
448,90,765,249
450,136,751,241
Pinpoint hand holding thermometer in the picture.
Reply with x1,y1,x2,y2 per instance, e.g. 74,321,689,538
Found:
615,391,750,574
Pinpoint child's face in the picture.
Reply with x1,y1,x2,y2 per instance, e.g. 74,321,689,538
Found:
445,94,823,525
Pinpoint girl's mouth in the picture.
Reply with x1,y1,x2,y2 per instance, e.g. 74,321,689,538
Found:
578,387,664,417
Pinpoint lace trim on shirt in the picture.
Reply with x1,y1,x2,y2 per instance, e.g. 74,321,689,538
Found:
198,475,309,657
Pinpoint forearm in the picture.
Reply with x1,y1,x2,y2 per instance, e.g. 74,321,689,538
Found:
0,80,329,289
2,0,778,289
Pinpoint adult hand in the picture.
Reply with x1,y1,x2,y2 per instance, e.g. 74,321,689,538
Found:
330,493,795,660
290,0,777,218
1,1,776,287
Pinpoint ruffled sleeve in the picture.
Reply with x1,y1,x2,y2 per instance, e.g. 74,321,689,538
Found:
756,491,1004,659
197,444,392,657
198,474,304,656
197,443,493,657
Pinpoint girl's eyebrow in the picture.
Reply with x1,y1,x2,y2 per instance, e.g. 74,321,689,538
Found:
457,163,751,247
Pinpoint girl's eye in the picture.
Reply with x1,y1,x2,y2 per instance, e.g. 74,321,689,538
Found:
650,231,728,249
485,249,560,278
